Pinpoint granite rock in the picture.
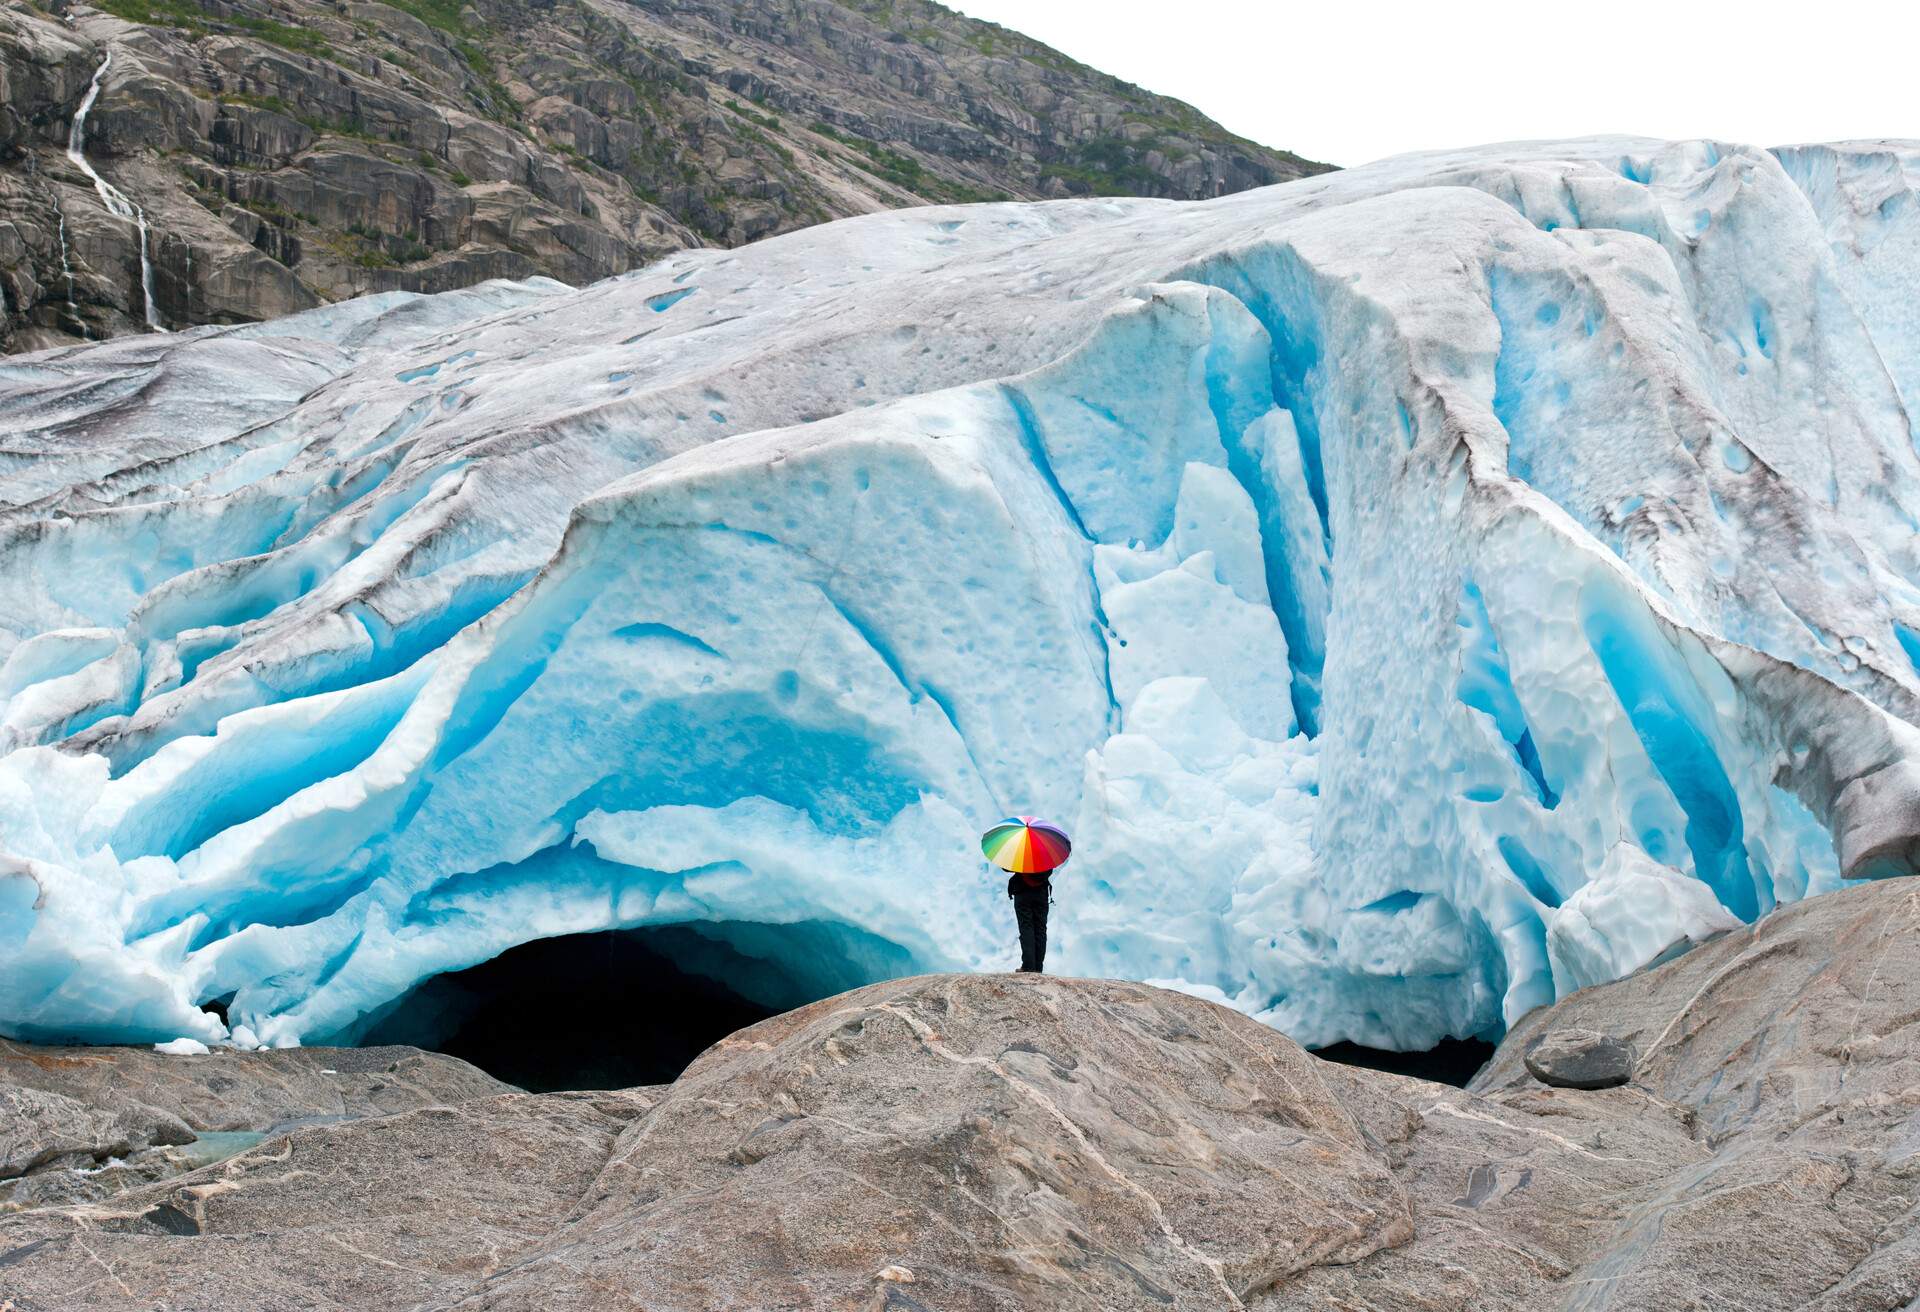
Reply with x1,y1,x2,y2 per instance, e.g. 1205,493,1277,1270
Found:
2,879,1916,1309
1520,1027,1635,1090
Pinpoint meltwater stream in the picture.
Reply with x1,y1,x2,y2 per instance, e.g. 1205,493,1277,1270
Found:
54,208,85,338
66,51,164,333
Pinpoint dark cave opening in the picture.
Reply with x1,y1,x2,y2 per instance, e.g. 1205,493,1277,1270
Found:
358,919,915,1093
1310,1036,1496,1088
361,928,774,1092
356,916,1498,1094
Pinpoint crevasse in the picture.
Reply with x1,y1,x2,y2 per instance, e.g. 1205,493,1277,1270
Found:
5,138,1920,1052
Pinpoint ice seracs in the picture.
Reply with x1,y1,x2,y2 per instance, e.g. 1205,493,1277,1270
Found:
5,137,1920,1053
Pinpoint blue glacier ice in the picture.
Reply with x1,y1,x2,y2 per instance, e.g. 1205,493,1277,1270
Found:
6,138,1920,1052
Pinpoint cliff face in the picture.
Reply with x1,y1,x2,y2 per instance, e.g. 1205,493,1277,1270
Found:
0,0,1328,350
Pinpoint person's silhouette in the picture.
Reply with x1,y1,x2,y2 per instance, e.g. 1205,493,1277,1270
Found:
1008,867,1055,972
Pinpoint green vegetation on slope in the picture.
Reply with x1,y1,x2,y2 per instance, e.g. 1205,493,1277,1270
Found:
95,0,331,54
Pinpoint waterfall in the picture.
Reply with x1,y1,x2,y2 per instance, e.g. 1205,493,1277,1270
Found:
54,207,87,339
66,51,165,334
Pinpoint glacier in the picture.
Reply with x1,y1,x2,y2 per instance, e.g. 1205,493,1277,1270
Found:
6,137,1920,1053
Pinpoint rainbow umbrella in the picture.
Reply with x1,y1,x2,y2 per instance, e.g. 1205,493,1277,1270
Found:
980,816,1071,874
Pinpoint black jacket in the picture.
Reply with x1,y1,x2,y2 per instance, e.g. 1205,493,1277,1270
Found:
1007,871,1052,901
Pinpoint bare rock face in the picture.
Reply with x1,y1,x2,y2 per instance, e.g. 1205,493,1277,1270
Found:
2,879,1918,1310
1520,1027,1634,1089
0,978,1417,1310
0,0,1329,350
0,1037,515,1131
472,975,1416,1309
0,1038,515,1209
0,1084,664,1300
1275,877,1920,1311
0,1086,192,1180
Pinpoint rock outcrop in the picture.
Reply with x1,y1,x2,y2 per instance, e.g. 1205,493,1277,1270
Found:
2,877,1918,1309
0,1038,514,1209
0,0,1327,350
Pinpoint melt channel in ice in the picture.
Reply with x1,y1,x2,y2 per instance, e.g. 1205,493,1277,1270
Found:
7,137,1920,1051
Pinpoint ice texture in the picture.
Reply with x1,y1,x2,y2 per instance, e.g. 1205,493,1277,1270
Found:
7,139,1920,1051
152,1037,210,1056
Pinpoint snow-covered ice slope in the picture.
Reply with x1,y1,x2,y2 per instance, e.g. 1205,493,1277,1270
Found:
8,138,1920,1050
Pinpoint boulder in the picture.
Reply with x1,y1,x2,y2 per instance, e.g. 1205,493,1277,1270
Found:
1521,1027,1635,1089
484,974,1415,1309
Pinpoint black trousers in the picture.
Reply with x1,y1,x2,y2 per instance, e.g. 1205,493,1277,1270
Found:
1013,891,1049,973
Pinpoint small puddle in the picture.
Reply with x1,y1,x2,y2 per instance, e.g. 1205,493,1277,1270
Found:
176,1131,268,1170
175,1117,353,1171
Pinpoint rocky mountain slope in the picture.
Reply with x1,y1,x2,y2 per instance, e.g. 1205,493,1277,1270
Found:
0,0,1327,350
2,877,1917,1310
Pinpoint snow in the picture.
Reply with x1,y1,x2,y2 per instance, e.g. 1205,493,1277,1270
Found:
153,1038,209,1056
6,138,1920,1052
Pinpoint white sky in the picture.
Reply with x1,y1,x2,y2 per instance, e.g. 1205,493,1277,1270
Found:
949,0,1919,168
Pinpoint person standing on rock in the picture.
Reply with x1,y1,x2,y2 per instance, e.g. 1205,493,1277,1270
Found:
980,817,1071,975
1007,868,1055,972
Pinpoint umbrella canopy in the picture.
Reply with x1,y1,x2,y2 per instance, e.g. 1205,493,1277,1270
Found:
981,816,1071,874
